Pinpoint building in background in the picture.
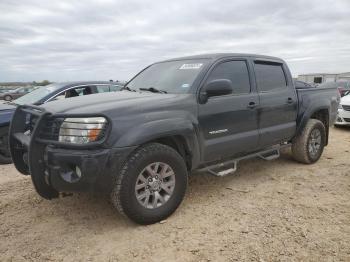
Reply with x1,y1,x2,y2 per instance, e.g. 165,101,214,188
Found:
298,72,350,85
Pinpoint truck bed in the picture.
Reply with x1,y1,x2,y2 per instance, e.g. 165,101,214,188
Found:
296,86,340,134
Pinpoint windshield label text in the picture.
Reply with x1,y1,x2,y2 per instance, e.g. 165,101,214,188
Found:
179,63,203,70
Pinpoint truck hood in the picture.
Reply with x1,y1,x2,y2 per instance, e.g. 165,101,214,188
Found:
41,91,193,116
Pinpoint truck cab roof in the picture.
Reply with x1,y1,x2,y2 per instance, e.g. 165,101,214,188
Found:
161,53,285,63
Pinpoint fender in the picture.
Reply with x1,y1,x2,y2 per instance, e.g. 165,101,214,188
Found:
296,105,330,142
113,118,201,168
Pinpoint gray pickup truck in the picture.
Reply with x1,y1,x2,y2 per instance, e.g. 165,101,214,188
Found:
9,53,340,224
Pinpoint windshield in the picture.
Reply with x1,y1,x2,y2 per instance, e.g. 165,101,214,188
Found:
126,59,209,94
13,84,62,105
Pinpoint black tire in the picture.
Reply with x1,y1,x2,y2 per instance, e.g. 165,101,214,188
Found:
292,119,326,164
0,133,12,164
4,95,12,101
111,143,188,225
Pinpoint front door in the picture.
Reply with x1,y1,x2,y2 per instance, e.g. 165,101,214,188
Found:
198,59,260,162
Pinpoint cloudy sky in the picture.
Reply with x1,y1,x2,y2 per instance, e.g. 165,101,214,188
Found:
0,0,349,82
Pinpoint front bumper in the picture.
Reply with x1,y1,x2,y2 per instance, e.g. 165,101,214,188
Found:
9,105,136,198
44,146,135,193
335,109,350,126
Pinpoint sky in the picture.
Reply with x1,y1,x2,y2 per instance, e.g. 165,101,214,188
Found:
0,0,349,82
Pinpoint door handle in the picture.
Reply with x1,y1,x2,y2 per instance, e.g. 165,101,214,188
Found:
287,97,293,104
247,102,256,109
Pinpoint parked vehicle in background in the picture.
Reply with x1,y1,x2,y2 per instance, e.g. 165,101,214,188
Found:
0,86,37,101
9,53,339,225
318,81,350,97
344,90,350,96
0,88,12,93
294,80,315,89
0,81,123,164
335,92,350,126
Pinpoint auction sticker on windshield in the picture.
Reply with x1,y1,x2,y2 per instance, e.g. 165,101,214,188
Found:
179,63,203,70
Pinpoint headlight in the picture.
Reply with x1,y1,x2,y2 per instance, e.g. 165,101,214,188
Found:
59,117,107,144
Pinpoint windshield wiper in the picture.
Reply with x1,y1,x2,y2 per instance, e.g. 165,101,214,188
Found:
139,87,167,94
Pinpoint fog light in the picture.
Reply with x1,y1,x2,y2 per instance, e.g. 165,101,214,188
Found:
60,166,82,183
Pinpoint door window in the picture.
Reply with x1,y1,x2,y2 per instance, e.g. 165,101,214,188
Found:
51,86,95,101
206,60,251,94
254,62,287,92
96,85,110,93
96,84,123,93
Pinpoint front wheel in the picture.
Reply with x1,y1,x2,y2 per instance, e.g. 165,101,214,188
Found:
292,119,326,164
111,143,188,225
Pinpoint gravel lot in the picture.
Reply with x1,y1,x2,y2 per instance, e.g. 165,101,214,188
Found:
0,127,349,261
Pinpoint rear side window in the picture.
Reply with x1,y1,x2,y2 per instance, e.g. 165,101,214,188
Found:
254,62,287,92
206,60,251,94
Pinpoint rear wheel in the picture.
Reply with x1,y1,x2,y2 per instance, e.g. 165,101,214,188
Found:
111,143,188,225
292,119,326,164
4,95,12,101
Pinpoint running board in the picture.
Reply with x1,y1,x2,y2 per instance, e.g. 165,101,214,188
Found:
197,144,290,177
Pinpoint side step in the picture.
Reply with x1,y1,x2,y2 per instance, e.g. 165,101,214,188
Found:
197,144,289,177
206,159,237,177
258,149,280,161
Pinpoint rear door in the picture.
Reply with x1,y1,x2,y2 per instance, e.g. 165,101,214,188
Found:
198,59,259,162
252,60,297,147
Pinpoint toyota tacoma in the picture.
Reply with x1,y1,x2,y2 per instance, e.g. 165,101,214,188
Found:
9,53,340,224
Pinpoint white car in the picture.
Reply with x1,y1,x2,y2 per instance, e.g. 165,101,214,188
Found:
335,93,350,126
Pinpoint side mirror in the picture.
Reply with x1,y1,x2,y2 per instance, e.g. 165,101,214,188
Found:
200,79,233,103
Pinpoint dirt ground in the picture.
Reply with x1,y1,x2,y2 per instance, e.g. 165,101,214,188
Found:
0,127,349,262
